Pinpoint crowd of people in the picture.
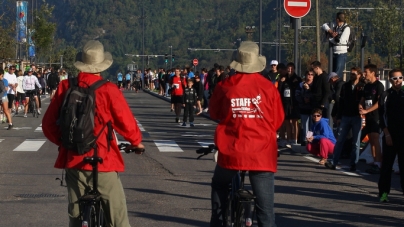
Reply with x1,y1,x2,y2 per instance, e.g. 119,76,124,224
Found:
0,65,69,129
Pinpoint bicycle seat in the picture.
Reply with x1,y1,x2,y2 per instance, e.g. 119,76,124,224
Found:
237,189,256,201
83,157,103,164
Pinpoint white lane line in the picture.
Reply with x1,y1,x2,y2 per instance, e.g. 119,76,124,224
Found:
154,140,183,152
135,119,145,131
0,139,3,143
288,1,308,7
304,156,361,177
198,141,214,148
13,139,46,151
35,124,43,132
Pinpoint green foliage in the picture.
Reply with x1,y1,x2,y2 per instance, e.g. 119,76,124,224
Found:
32,2,56,61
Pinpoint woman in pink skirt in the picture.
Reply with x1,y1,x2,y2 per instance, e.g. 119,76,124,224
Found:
306,108,336,165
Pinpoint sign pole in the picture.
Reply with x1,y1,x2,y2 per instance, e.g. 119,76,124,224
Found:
293,18,300,74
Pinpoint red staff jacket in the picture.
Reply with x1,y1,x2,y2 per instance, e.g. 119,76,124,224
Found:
209,73,284,172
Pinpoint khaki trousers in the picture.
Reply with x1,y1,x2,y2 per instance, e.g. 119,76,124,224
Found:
65,169,131,227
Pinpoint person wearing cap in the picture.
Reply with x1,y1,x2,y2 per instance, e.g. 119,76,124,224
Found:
209,41,284,227
267,60,279,83
42,40,144,227
328,72,344,122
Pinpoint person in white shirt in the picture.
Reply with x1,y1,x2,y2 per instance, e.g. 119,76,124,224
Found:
322,12,350,79
22,70,42,117
4,66,18,114
15,70,26,115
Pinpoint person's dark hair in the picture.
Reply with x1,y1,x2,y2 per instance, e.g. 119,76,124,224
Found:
364,64,377,74
388,68,402,78
277,63,287,71
311,108,322,115
336,12,345,22
286,62,295,69
350,67,362,76
311,61,321,68
305,69,314,76
175,67,180,71
0,68,4,75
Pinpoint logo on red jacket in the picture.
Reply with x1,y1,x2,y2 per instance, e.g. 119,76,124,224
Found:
231,94,264,119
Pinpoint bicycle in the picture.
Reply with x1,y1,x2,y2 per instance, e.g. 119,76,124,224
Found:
79,143,145,227
196,145,256,227
26,90,38,118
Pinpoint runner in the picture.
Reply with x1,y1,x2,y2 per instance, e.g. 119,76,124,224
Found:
22,70,42,117
0,68,13,129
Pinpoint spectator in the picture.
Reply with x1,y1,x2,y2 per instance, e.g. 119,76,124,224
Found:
359,64,384,174
306,108,336,165
311,61,331,117
378,68,404,202
267,60,279,83
296,70,315,146
193,73,203,115
322,12,350,78
278,62,302,146
328,72,344,126
326,67,365,171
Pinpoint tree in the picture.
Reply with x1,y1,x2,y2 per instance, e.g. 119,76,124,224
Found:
32,2,56,62
371,1,402,68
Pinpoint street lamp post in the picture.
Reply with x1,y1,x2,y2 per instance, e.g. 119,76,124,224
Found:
169,46,173,69
245,26,256,40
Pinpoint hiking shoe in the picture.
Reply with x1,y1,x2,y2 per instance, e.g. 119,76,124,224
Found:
190,122,194,127
325,162,336,170
37,109,41,115
380,192,389,202
350,164,356,172
182,122,186,126
366,164,380,174
7,124,13,130
24,114,27,118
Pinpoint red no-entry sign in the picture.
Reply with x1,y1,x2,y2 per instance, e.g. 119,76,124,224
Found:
284,0,311,18
193,59,198,66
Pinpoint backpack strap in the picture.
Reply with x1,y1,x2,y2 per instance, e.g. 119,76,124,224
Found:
89,79,108,91
68,77,78,88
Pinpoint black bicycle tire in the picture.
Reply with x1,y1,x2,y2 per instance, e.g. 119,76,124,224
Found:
234,199,245,227
225,193,234,227
98,205,105,227
82,204,95,227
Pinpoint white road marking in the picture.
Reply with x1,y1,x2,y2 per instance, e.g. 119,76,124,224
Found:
288,1,308,7
304,156,361,177
0,139,3,143
3,127,33,130
13,139,46,151
135,119,145,131
154,140,183,152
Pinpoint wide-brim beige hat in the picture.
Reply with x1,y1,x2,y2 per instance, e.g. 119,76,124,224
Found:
74,40,113,73
230,41,266,73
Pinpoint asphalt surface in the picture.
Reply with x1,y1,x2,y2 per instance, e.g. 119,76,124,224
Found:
0,90,403,227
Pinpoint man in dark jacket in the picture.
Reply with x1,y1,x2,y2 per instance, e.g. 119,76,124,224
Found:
311,61,331,117
328,72,344,123
326,67,365,171
47,68,60,99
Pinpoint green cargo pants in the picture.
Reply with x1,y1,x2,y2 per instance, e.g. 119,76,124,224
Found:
65,169,131,227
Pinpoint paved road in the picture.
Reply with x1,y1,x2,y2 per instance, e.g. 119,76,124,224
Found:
0,90,403,227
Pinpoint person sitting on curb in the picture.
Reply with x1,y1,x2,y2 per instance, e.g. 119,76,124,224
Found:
306,108,336,165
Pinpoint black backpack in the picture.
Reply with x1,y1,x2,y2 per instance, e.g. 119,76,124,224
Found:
59,77,112,154
339,24,356,52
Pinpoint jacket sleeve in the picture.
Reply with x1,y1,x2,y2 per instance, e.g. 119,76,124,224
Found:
42,80,70,146
336,84,346,119
378,90,388,131
182,91,186,104
332,81,344,117
338,26,350,45
109,84,142,145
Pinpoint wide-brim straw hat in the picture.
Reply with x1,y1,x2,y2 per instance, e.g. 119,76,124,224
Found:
74,40,113,73
230,41,266,73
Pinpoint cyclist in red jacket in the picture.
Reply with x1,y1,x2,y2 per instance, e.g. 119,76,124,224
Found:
209,41,284,227
43,40,144,227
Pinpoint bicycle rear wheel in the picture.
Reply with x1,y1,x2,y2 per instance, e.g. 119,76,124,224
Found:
234,200,245,227
82,204,96,227
225,194,234,227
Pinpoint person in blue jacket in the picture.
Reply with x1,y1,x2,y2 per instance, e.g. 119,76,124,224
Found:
306,108,336,165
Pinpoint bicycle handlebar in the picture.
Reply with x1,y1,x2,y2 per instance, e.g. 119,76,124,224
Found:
118,143,145,154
